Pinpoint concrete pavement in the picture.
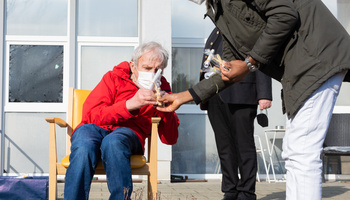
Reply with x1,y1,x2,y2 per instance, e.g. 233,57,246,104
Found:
57,180,350,200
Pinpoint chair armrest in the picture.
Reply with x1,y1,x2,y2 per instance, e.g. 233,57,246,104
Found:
45,117,68,128
45,117,69,170
148,117,161,164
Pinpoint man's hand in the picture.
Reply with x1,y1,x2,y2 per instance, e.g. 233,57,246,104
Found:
126,88,157,111
221,60,250,83
258,99,272,110
156,91,193,112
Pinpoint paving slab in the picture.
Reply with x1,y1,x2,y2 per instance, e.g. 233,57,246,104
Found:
57,180,350,200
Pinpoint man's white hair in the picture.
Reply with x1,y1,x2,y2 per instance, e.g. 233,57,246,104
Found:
131,42,169,69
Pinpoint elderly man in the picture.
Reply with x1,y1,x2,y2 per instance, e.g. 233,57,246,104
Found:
64,42,180,200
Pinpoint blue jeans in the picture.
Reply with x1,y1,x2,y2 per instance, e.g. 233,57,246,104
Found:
63,124,143,200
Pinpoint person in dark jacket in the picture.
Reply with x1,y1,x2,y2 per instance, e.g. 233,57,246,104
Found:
64,42,179,200
201,28,272,200
158,0,350,199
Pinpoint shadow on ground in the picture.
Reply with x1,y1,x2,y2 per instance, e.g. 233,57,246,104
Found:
259,185,348,200
322,186,348,198
259,191,285,200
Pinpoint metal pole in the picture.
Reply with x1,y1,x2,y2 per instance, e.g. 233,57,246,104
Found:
0,0,5,176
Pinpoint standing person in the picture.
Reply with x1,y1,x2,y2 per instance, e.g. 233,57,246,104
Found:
201,28,272,200
159,0,350,199
64,42,180,200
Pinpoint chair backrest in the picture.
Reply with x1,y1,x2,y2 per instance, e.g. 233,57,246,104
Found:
324,114,350,147
66,88,91,153
72,88,91,129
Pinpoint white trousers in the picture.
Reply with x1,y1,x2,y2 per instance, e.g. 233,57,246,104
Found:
282,71,347,200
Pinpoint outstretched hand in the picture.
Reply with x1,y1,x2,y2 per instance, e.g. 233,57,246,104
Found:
156,91,193,112
221,60,250,83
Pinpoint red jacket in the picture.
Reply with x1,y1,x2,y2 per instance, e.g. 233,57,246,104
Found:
75,61,180,152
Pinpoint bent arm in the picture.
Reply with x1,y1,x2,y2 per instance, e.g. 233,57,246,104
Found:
250,0,299,64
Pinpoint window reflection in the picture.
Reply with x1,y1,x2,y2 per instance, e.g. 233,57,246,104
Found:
171,114,220,174
81,46,134,90
9,45,64,102
6,0,67,36
78,0,138,37
172,47,203,98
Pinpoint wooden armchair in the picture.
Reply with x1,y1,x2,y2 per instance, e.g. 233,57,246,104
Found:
45,87,160,200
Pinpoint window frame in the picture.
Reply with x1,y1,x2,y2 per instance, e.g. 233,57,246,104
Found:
4,36,69,112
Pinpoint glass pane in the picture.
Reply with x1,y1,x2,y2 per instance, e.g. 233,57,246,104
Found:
4,112,66,173
172,114,220,174
78,0,138,37
171,0,214,38
6,0,67,36
9,45,64,102
81,46,134,90
172,47,203,97
335,0,350,106
338,0,350,32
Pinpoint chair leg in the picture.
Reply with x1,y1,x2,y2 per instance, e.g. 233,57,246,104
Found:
148,172,157,200
49,173,57,200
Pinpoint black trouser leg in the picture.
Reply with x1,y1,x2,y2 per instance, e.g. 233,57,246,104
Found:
208,95,257,200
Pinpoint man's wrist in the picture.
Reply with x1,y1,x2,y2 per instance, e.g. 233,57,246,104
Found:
245,56,260,72
180,90,194,104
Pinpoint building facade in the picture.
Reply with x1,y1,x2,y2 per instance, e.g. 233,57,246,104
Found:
0,0,349,181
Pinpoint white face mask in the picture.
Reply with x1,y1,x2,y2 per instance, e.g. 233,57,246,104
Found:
137,71,156,90
189,0,205,5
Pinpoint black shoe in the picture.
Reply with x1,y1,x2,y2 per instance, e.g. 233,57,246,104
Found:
221,193,237,200
221,196,235,200
237,192,256,200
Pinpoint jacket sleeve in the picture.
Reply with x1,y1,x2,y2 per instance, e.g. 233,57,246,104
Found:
255,70,273,101
190,73,231,104
156,111,180,145
156,78,180,145
82,72,135,126
249,0,299,65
